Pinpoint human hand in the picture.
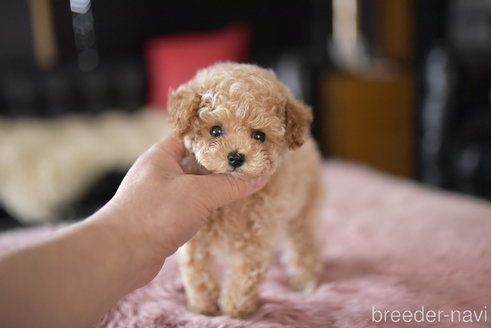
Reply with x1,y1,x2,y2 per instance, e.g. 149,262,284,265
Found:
93,136,268,284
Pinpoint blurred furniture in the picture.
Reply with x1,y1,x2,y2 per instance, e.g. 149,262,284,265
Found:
319,70,414,177
315,0,416,178
309,0,490,198
0,0,311,118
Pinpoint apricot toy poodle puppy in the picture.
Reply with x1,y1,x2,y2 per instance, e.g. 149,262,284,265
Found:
168,62,322,318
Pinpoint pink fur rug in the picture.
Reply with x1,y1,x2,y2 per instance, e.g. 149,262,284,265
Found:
0,161,489,327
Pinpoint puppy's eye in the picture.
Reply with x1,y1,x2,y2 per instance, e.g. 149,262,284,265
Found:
210,125,223,138
252,130,266,143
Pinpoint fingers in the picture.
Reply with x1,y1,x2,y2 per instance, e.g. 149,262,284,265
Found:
150,135,269,211
189,174,269,212
152,135,185,162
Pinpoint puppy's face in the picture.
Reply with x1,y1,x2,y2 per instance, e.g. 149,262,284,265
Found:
168,63,312,178
183,91,286,177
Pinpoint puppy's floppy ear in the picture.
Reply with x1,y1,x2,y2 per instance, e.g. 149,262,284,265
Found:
167,83,201,139
284,96,313,149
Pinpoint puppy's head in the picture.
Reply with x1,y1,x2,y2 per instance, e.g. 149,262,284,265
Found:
168,63,312,178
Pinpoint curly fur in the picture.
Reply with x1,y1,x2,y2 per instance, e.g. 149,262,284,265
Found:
168,63,323,318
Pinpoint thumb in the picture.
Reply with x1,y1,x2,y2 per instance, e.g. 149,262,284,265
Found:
190,174,269,212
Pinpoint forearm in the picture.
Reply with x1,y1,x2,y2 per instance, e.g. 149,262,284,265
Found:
0,209,167,328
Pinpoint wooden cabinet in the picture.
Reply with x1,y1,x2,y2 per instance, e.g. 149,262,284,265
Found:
318,70,414,177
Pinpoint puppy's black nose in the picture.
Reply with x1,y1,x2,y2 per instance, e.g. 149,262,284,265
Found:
227,151,245,168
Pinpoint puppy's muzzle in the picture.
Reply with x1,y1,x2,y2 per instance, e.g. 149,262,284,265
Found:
227,151,245,169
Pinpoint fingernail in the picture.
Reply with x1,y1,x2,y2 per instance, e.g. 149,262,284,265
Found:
251,175,268,188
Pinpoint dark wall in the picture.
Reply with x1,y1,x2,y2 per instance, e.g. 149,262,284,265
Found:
0,0,311,117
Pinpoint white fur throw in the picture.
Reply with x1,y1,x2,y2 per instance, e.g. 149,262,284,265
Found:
0,110,169,223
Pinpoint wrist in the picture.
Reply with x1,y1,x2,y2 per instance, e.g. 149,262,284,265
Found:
85,205,170,289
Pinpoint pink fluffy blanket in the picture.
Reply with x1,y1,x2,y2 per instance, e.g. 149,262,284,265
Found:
0,161,489,327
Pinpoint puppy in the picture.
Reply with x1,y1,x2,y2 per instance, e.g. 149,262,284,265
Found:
168,63,322,318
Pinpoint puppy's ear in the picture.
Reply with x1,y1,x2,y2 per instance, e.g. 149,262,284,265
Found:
167,84,201,139
284,97,313,149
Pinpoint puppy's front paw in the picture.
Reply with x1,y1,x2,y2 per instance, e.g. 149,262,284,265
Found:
220,292,258,319
188,298,221,316
289,274,319,294
298,279,317,295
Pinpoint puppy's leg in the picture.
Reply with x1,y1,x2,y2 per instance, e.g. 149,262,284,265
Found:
220,242,271,318
284,198,322,294
178,237,220,316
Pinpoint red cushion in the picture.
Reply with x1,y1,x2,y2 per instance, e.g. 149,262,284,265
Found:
145,23,251,110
